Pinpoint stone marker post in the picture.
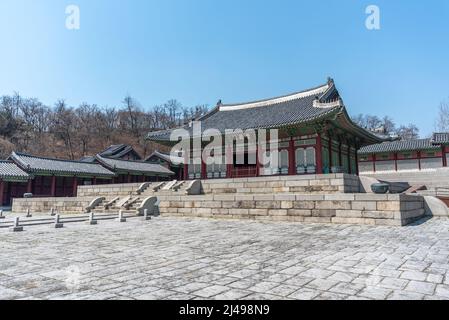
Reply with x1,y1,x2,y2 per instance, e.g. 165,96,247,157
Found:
50,208,56,216
54,214,64,229
87,211,97,225
116,210,126,223
143,208,151,221
0,210,4,219
11,217,23,232
26,208,32,218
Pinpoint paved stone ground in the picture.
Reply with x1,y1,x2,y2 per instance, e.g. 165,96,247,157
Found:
1,216,449,300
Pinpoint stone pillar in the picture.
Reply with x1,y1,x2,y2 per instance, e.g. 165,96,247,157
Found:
51,176,56,197
72,177,78,197
0,179,4,206
315,133,323,174
288,139,295,175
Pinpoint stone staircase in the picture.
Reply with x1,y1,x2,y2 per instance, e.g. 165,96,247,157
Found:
87,180,202,215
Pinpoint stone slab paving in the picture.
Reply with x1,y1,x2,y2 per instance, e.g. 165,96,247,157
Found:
1,216,449,300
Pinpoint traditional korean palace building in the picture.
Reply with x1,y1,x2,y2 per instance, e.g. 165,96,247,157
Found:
358,133,449,173
147,79,387,179
0,150,174,207
145,150,184,180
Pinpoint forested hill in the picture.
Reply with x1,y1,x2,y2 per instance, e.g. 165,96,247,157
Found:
0,93,208,160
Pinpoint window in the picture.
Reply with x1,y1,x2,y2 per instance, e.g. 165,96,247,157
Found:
279,150,289,175
296,147,316,174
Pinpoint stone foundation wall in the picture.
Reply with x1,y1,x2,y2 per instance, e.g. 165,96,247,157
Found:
12,197,94,215
201,174,361,194
77,183,142,197
158,193,425,226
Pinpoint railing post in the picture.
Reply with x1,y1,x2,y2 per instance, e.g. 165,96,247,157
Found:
54,214,64,228
143,208,151,221
11,217,23,232
116,210,127,223
87,211,97,225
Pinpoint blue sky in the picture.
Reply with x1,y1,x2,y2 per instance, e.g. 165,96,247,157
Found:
0,0,448,137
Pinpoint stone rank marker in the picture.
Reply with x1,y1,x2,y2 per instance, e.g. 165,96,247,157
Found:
26,208,32,218
54,214,64,229
143,209,151,221
87,212,97,225
116,210,126,223
11,217,23,232
0,210,4,219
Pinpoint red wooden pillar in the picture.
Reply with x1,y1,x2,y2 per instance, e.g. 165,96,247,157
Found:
72,177,78,196
394,153,398,172
201,146,207,180
226,145,233,178
0,179,4,206
355,149,359,176
183,164,188,180
127,174,131,183
347,146,352,174
27,179,32,193
338,142,343,167
442,145,447,167
328,138,333,173
373,154,376,172
288,139,295,175
418,151,422,171
93,176,97,185
316,133,323,174
51,176,56,197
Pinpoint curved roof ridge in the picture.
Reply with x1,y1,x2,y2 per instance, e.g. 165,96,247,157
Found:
12,151,106,165
219,82,330,111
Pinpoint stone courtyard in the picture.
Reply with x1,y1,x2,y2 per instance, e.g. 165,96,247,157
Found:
1,216,449,300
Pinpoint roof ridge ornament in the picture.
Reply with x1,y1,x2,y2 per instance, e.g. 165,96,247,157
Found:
313,97,343,109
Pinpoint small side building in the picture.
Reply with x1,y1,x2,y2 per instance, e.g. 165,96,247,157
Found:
0,161,31,207
145,150,184,180
358,133,449,173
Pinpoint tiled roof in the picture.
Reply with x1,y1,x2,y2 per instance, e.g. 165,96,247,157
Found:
0,160,30,181
147,81,342,141
9,152,115,177
99,144,142,160
358,139,439,154
145,151,184,165
95,155,174,176
432,132,449,144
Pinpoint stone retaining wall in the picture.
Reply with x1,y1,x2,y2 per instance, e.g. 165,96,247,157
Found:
158,193,425,226
201,174,361,194
77,183,142,197
12,197,95,215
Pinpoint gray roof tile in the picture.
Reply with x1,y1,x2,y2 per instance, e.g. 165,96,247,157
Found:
95,155,174,176
358,139,439,154
0,161,30,181
432,132,449,144
9,152,115,177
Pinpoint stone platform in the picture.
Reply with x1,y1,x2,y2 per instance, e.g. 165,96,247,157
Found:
158,193,425,226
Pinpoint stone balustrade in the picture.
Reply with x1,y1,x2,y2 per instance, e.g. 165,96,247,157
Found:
77,183,143,197
12,197,95,215
201,173,361,194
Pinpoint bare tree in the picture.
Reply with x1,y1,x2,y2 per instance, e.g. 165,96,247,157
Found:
397,124,420,141
436,99,449,132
